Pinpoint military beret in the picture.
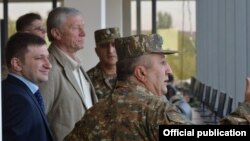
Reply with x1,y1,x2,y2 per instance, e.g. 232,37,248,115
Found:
94,27,120,45
115,34,178,61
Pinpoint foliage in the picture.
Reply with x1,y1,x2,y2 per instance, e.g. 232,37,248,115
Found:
8,18,16,38
166,32,196,80
157,11,196,81
157,12,172,29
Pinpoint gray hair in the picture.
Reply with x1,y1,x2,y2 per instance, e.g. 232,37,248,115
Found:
117,54,152,81
47,7,82,41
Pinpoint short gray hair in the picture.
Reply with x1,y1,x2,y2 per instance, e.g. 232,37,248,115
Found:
47,7,82,41
117,54,152,81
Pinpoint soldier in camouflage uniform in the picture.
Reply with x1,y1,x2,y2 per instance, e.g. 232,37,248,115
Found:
165,73,192,120
221,77,250,125
168,94,193,120
151,36,192,120
87,27,120,100
64,34,191,141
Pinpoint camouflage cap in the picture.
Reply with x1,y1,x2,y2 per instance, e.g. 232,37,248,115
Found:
94,27,120,45
115,34,178,61
148,33,165,49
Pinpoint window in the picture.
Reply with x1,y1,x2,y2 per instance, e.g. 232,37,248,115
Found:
0,2,61,38
131,0,196,80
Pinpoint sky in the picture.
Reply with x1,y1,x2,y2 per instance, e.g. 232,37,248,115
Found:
0,1,196,32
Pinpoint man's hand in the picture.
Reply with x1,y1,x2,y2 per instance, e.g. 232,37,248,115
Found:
245,77,250,103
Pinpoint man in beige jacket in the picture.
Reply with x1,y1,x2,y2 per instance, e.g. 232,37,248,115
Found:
39,7,98,141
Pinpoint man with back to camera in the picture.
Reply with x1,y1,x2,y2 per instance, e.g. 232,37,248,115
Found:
166,73,192,120
152,34,192,121
64,34,191,141
87,27,120,100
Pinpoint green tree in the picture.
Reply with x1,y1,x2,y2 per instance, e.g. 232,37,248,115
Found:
8,18,16,37
157,12,172,29
157,11,196,80
166,32,196,80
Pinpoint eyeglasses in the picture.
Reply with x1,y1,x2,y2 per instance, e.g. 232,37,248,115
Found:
26,26,46,32
33,26,46,32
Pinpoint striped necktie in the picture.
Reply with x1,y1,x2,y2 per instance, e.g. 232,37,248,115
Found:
34,89,45,113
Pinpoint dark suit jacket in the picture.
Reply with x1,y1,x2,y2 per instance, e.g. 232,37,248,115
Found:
2,75,54,141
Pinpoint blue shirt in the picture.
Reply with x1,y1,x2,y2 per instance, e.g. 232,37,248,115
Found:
9,73,39,95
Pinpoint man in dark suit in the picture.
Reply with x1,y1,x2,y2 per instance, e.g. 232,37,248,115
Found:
2,13,46,80
2,32,54,141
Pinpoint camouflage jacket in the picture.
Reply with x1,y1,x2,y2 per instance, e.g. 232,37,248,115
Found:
64,80,191,141
221,102,250,125
168,94,192,120
87,63,116,100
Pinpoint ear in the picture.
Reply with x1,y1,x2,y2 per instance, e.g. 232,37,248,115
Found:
11,57,22,72
51,28,62,40
134,66,147,82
